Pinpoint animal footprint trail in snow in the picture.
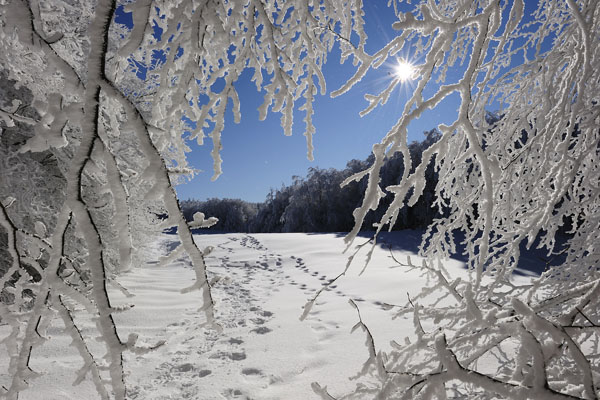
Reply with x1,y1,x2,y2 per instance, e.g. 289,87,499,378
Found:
9,232,418,399
116,234,289,399
142,233,367,399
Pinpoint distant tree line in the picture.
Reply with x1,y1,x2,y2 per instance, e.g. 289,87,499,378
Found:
181,129,442,233
180,198,260,232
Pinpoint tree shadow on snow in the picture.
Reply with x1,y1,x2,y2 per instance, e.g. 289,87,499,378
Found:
323,230,567,277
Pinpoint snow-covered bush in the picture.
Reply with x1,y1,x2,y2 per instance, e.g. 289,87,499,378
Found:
0,0,364,398
311,0,600,398
181,198,258,232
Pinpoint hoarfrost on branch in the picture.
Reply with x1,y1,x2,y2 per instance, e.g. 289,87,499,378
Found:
312,0,600,398
1,0,599,399
0,0,363,398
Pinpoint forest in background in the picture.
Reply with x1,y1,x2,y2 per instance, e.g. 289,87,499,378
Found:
181,128,442,233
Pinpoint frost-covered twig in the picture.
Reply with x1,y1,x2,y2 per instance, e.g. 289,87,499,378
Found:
300,237,372,321
331,0,600,397
3,1,371,397
55,296,109,399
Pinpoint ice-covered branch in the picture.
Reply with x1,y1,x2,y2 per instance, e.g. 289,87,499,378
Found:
326,0,600,397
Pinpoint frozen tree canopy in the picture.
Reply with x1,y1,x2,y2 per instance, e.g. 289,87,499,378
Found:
0,0,364,398
1,0,599,399
310,0,600,398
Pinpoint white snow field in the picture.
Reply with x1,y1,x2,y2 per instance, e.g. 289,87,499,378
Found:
1,231,517,399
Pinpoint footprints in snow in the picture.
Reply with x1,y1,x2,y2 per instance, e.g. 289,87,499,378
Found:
209,351,247,361
234,235,267,251
216,235,396,319
198,369,212,377
251,326,272,334
242,367,262,376
131,234,397,399
229,337,243,345
286,256,340,297
171,363,212,378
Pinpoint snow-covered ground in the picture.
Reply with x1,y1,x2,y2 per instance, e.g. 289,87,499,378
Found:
1,232,488,399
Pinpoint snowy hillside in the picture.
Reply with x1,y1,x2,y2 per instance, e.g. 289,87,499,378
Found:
1,231,486,399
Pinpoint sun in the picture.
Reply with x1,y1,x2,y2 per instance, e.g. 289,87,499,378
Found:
393,59,416,82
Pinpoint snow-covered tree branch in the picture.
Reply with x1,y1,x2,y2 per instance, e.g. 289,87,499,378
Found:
0,0,364,398
317,0,599,398
2,0,598,398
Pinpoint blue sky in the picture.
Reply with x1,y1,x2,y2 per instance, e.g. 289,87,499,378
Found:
173,2,461,203
114,1,547,203
116,3,485,203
